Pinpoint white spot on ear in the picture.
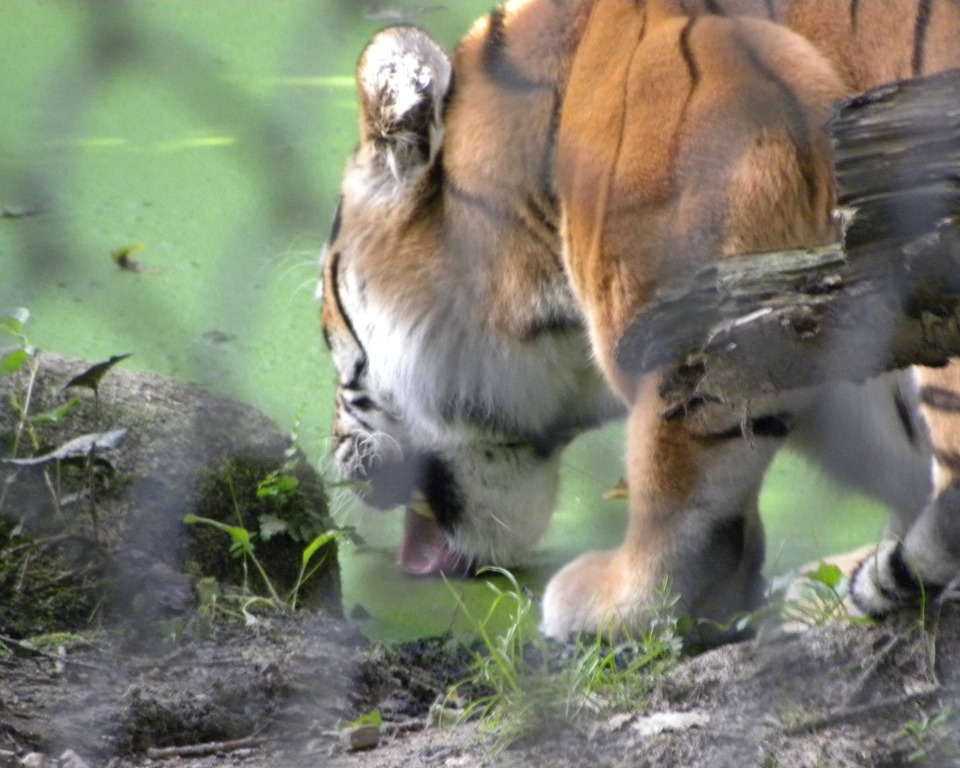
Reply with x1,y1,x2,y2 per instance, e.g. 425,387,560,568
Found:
371,52,434,121
357,28,452,182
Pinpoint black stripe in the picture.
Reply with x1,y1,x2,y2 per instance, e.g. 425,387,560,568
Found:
762,0,777,20
344,393,375,412
422,456,464,532
678,18,701,88
444,176,505,219
671,17,702,184
849,0,861,28
920,385,960,412
935,449,960,475
482,7,550,92
327,250,369,385
894,391,919,444
327,196,343,244
445,176,559,256
540,87,564,203
886,541,928,597
912,0,933,76
524,193,559,235
696,413,794,443
750,414,794,438
662,394,720,421
523,314,583,339
339,398,378,433
704,0,725,14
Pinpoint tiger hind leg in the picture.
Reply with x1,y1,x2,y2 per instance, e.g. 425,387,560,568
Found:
849,363,960,617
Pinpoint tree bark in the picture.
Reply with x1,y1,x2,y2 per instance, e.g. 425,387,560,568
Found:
614,70,960,414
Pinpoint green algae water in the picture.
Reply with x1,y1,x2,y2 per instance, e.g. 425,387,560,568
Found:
0,1,885,642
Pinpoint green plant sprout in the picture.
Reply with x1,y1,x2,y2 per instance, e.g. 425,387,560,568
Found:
897,707,956,763
442,568,681,748
183,513,283,604
0,308,32,374
184,512,341,614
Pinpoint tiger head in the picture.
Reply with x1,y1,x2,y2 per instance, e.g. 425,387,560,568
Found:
320,20,620,577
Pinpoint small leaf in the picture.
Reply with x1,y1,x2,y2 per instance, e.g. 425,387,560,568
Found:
0,308,29,333
64,353,132,391
256,470,299,498
809,562,843,589
183,514,254,556
302,531,338,569
258,514,288,541
347,710,383,728
0,348,29,374
27,397,81,425
195,577,222,606
111,243,145,271
0,316,23,336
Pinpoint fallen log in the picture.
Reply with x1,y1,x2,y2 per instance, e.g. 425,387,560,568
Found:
615,69,960,414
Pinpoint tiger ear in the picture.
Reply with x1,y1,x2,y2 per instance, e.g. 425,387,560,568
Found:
356,27,452,181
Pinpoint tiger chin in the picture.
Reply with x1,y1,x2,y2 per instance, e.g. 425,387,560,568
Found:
321,0,960,643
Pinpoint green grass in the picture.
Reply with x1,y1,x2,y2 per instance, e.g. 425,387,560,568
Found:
442,568,682,749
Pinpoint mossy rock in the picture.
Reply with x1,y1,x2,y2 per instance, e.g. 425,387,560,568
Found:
186,454,339,608
0,352,341,638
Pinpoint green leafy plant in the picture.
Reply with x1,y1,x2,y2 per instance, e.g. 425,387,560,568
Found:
780,561,850,627
183,449,341,618
442,568,682,748
346,710,383,728
183,512,340,612
720,561,869,642
897,707,956,763
183,513,283,604
0,311,127,634
1,309,38,473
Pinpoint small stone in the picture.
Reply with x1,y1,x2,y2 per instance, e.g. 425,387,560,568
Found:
339,724,380,752
58,751,90,768
631,711,709,738
20,754,45,768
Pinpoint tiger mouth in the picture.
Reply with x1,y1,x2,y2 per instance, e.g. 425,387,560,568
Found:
397,490,472,576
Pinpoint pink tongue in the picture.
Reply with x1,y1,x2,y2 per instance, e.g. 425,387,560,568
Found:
397,507,471,576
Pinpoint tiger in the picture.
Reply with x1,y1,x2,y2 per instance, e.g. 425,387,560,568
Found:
320,0,960,641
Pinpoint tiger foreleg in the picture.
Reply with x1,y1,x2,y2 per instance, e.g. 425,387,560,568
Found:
541,376,782,642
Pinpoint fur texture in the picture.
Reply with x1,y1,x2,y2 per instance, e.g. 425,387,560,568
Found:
321,0,960,639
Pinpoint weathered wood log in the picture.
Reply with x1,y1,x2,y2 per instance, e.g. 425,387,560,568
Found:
615,69,960,414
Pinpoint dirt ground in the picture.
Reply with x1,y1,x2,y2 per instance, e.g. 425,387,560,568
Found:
4,354,960,767
3,600,960,768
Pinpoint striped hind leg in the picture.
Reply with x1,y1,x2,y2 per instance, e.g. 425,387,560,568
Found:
850,363,960,616
790,372,934,540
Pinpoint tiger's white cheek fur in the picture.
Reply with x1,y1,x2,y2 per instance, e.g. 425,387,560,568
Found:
357,293,616,445
443,447,563,567
334,263,622,564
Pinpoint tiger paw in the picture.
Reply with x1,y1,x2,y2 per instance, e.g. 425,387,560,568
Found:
540,548,661,641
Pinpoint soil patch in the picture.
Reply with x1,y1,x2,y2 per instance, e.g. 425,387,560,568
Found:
3,353,960,767
3,604,960,767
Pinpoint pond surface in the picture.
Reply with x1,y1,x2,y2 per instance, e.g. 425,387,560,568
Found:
0,0,885,642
